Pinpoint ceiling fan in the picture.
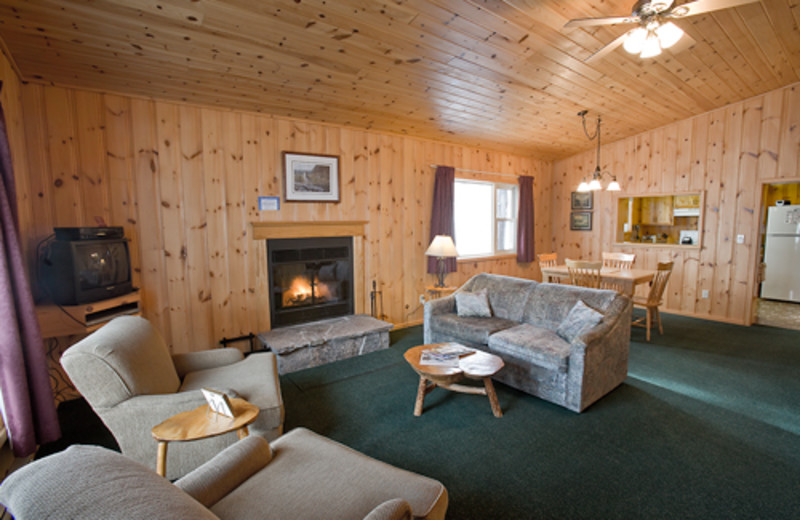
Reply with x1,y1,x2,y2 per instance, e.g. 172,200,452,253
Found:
565,0,760,62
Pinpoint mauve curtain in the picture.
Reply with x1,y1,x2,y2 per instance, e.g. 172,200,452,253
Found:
427,166,457,275
516,175,535,263
0,89,61,457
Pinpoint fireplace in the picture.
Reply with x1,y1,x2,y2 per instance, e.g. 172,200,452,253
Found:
268,237,354,328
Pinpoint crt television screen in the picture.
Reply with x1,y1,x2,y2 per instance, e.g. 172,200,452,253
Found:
75,241,130,290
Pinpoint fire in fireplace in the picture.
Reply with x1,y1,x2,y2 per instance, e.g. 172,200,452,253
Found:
268,237,354,328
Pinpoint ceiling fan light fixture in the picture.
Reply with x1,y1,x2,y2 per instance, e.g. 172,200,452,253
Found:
623,27,648,54
640,33,662,58
656,21,683,49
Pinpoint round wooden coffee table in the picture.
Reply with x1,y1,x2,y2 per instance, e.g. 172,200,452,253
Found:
403,343,504,418
151,397,259,477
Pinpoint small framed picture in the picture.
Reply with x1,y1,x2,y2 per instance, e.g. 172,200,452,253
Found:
201,388,234,418
570,211,592,231
283,152,340,202
571,191,593,210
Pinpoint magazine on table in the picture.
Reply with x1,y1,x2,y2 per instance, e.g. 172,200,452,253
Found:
419,350,460,367
419,343,475,366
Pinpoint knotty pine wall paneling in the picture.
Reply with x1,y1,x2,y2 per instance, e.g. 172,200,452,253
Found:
553,82,800,326
15,83,551,352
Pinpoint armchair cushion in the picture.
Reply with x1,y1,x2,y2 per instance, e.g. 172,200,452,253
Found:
172,349,244,379
0,444,218,520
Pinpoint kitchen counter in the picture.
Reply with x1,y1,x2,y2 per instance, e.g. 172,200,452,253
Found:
615,241,700,249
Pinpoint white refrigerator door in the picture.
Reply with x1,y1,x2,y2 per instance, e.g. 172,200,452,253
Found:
766,205,800,235
761,234,800,302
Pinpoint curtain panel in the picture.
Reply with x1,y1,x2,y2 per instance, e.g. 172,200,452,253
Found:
427,166,457,275
0,90,61,457
516,175,535,263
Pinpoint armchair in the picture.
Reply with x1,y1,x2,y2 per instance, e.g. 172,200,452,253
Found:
60,315,284,479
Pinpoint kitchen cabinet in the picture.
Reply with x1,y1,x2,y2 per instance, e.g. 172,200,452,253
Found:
616,192,703,247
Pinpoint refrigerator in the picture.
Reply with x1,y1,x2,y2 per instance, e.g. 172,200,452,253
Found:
760,205,800,303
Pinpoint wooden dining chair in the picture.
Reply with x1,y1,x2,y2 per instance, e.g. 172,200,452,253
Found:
537,252,558,269
632,262,674,341
602,252,636,269
565,259,602,289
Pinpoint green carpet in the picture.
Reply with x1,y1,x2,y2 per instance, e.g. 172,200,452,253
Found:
280,314,800,519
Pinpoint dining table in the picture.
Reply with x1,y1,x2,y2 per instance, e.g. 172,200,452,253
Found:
540,264,656,297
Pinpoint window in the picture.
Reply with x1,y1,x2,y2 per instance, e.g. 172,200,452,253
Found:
454,179,518,258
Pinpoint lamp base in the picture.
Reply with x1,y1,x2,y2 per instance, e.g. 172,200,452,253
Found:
435,257,447,288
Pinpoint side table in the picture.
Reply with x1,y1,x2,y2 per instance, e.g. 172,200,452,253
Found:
426,285,458,300
151,397,259,477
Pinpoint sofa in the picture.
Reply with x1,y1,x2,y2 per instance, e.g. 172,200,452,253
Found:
0,428,448,520
60,315,284,479
424,273,632,412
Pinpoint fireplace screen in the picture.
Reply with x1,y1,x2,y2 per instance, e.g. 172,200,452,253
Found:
268,237,353,328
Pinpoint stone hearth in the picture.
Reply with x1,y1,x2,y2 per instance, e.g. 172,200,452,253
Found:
257,314,392,374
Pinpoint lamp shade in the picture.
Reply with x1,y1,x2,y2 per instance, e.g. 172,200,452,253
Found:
425,235,458,258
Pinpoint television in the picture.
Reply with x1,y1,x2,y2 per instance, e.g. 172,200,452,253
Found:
40,227,133,305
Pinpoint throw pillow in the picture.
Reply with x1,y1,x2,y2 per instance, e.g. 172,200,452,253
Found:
456,289,492,318
556,300,604,343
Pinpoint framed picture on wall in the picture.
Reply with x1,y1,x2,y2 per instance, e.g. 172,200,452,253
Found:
283,152,340,202
570,211,592,231
571,191,593,210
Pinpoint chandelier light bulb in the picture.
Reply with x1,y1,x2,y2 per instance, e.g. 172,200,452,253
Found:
588,178,603,191
577,181,591,192
656,22,684,49
607,178,621,191
623,27,647,54
640,32,662,58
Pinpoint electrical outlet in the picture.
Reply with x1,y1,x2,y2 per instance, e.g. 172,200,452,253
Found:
419,294,426,304
702,289,709,299
736,234,745,244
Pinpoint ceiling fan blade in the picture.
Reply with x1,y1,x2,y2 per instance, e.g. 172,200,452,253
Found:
585,30,632,63
667,0,760,18
565,15,639,28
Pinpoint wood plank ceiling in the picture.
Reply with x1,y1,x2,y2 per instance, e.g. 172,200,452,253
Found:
0,0,797,160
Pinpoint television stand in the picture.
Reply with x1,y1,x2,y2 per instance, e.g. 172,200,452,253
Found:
36,291,141,339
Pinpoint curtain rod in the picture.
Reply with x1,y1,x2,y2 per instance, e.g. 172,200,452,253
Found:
429,164,522,179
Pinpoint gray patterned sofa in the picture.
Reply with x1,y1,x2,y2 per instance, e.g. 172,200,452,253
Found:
423,273,632,412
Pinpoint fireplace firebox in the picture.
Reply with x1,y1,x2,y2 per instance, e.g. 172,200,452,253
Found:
268,237,354,328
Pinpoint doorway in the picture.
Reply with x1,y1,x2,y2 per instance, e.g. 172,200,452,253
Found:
754,181,800,331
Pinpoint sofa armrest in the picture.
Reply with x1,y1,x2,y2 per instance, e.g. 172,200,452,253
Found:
175,435,273,508
172,349,245,379
574,294,632,349
423,296,456,344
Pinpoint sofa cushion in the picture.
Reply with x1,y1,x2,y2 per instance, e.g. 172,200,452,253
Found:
522,283,618,330
0,444,219,520
428,313,518,345
556,300,605,343
488,324,571,372
456,289,492,318
461,274,537,321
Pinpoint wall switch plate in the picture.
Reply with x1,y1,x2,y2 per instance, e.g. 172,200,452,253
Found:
736,234,745,244
419,294,426,304
702,289,709,299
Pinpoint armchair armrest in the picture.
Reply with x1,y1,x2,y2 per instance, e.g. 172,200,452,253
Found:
363,498,413,520
175,435,273,508
172,349,244,379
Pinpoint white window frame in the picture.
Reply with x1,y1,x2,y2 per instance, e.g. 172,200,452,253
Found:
454,178,518,260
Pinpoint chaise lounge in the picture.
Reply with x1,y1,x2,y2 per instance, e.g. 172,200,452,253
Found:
424,273,633,412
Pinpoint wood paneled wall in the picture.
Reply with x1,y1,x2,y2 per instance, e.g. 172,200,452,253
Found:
553,82,800,325
12,83,551,352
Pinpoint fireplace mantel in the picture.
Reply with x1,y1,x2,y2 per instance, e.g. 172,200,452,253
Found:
251,221,367,240
251,221,368,329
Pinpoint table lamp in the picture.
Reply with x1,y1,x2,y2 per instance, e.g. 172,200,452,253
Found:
425,235,458,288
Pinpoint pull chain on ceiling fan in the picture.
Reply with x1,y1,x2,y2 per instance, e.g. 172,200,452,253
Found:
565,0,760,62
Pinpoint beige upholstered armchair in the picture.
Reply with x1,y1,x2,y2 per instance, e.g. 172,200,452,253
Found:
60,315,284,479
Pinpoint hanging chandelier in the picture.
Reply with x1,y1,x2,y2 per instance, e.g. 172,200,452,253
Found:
576,110,621,193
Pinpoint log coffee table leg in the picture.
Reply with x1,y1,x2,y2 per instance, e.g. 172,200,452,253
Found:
483,377,503,418
156,441,168,477
414,375,428,416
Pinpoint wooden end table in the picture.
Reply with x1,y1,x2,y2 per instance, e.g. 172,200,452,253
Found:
151,397,259,477
403,344,504,418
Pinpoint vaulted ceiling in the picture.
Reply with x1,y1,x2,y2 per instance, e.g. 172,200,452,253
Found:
0,0,797,160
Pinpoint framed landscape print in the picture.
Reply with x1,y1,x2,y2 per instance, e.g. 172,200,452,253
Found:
571,191,593,210
283,152,340,202
570,211,592,231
